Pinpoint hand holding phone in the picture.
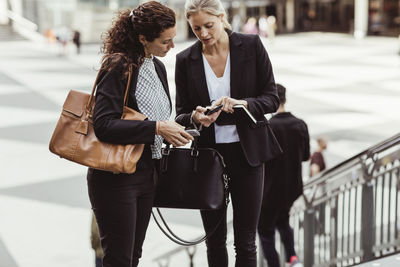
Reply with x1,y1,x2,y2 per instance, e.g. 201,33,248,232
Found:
191,105,222,128
204,104,223,116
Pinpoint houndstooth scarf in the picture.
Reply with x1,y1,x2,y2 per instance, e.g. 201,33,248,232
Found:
135,56,171,159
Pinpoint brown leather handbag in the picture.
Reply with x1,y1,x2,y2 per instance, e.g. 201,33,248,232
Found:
49,65,146,174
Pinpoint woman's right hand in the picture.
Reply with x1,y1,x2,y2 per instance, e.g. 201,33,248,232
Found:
158,121,193,147
192,106,222,127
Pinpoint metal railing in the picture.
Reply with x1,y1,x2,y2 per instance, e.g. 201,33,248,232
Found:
154,133,400,267
5,10,37,31
278,133,400,267
4,10,44,42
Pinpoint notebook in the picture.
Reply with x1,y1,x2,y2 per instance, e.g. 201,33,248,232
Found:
215,104,257,126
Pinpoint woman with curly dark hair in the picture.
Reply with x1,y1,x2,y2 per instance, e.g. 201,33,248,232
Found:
87,2,193,267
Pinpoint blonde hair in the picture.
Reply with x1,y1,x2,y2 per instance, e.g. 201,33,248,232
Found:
185,0,232,30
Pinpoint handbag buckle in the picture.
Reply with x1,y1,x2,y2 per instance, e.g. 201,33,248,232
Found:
162,148,170,156
223,173,229,189
223,173,230,206
190,149,199,157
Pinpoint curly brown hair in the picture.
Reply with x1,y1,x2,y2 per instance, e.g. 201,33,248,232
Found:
100,1,176,78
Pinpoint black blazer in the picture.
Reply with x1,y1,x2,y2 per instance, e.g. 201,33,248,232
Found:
92,57,171,170
265,112,310,206
175,31,279,167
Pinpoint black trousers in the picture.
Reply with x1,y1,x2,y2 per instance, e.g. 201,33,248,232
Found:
258,202,296,267
201,142,264,267
87,165,155,267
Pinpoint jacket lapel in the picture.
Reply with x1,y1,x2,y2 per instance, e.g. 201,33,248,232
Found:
188,32,245,105
228,31,246,99
190,41,212,106
154,59,172,110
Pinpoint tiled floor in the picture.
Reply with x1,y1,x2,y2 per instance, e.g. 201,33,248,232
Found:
0,32,399,267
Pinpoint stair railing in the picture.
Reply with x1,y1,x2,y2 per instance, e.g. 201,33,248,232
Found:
5,9,44,42
277,133,400,267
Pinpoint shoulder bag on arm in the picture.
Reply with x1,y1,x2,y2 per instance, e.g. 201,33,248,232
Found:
49,65,146,174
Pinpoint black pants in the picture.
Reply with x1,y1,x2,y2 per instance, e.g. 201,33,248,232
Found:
87,166,155,267
201,142,264,267
258,203,296,267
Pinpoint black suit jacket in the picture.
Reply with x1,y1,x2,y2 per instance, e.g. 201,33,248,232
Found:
265,112,310,206
175,31,279,166
92,56,171,170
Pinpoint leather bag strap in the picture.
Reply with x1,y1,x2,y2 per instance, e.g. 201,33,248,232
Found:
152,167,230,246
152,207,226,246
123,64,133,106
86,64,134,112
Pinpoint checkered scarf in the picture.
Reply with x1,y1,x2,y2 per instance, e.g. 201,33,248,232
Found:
135,57,171,159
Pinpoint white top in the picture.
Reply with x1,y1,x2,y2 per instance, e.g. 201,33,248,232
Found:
202,53,240,144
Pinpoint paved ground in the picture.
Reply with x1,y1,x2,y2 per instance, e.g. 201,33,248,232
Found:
0,32,399,267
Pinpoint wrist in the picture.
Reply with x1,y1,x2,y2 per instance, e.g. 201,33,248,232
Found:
190,110,203,131
156,121,160,135
190,110,199,124
157,121,166,135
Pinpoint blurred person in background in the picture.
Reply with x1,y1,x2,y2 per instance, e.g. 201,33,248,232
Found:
398,34,400,55
243,17,258,35
54,26,70,56
231,14,242,33
304,8,316,31
44,28,56,43
72,30,81,54
258,15,268,37
87,2,192,267
90,213,103,267
370,12,383,35
310,137,327,177
258,83,309,267
175,0,279,266
266,15,277,43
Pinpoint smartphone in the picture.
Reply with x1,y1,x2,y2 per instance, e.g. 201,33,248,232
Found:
204,104,223,116
185,129,200,137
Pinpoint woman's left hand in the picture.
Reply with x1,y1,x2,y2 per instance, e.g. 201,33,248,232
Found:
192,106,221,127
213,97,248,113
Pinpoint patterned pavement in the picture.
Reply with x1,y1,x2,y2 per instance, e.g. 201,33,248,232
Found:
0,33,399,267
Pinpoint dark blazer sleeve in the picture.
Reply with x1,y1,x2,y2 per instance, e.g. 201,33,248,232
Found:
175,54,193,127
244,35,279,117
93,63,156,145
301,121,311,161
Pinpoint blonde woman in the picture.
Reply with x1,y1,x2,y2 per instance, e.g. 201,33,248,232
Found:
175,0,279,266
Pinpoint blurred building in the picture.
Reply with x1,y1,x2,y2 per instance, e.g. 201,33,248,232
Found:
0,0,399,43
0,0,187,43
224,0,399,37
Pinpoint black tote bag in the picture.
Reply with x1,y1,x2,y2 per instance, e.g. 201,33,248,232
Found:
152,140,229,246
154,140,229,210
